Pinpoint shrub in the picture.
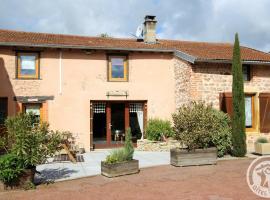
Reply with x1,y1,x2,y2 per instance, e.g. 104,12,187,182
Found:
105,128,134,164
146,119,174,141
172,101,232,157
231,33,246,157
256,137,268,143
4,113,62,168
210,109,232,157
0,153,24,184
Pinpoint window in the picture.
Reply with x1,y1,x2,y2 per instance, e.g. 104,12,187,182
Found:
17,52,39,79
108,55,128,81
0,98,8,126
243,65,251,81
245,95,255,130
23,104,42,123
220,92,257,132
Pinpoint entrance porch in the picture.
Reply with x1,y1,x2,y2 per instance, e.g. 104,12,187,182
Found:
90,101,147,150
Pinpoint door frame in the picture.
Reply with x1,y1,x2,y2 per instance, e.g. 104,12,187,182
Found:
90,100,147,150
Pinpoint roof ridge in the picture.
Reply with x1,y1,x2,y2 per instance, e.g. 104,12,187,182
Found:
241,45,270,55
0,28,138,41
0,28,235,45
160,38,233,46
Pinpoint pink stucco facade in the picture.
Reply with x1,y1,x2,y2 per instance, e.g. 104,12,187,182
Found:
0,47,176,150
1,46,270,151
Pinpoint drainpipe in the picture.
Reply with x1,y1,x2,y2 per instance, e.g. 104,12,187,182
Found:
59,50,63,95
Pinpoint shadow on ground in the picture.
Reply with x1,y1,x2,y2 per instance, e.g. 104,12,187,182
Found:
35,168,78,184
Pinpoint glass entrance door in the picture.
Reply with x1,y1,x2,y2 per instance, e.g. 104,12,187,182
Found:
92,101,146,149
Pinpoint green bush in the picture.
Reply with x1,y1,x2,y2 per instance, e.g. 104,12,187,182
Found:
256,137,268,143
0,153,24,184
105,128,134,164
172,101,232,157
146,118,174,141
5,113,62,168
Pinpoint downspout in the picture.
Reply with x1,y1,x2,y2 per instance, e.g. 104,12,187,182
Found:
59,50,62,95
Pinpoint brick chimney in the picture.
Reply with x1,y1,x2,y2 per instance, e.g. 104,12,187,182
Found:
143,15,157,44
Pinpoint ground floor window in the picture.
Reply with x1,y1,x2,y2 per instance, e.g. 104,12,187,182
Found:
220,93,257,132
245,95,255,129
91,101,146,148
23,103,42,123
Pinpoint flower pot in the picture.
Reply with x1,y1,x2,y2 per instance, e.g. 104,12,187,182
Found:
0,167,35,191
101,159,139,178
170,147,217,167
254,143,270,155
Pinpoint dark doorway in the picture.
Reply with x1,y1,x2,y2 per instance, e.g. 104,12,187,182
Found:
111,103,125,144
93,113,106,144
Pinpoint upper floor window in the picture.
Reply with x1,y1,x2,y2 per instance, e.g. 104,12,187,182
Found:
108,55,128,82
17,52,39,79
243,64,251,81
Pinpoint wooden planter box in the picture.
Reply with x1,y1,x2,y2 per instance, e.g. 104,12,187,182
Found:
101,159,139,178
254,143,270,155
0,168,35,191
170,147,217,167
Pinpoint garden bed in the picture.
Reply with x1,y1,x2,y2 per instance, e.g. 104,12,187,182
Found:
170,147,217,167
101,159,139,178
0,168,35,191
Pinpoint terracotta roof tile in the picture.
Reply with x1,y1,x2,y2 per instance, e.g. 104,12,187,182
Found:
0,29,270,62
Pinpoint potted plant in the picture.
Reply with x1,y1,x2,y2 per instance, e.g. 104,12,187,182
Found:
0,113,62,190
101,128,139,177
254,137,270,155
171,102,232,167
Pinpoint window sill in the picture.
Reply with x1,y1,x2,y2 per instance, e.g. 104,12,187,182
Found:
108,79,128,82
14,78,42,80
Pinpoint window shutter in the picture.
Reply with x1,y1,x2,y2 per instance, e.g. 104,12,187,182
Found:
220,93,233,117
259,93,270,133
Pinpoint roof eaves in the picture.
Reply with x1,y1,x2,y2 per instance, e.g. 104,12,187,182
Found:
174,50,196,63
195,58,270,65
0,42,174,53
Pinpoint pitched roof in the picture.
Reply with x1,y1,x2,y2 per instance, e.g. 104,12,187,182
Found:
0,29,270,63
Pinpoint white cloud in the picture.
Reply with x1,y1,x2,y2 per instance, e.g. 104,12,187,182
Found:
0,0,270,51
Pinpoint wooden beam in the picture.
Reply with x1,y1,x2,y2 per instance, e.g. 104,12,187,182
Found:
125,102,130,133
106,102,111,145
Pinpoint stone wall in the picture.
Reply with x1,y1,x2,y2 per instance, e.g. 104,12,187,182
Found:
136,139,183,152
173,58,192,108
189,63,270,109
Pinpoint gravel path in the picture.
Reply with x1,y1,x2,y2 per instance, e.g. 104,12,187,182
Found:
0,159,260,200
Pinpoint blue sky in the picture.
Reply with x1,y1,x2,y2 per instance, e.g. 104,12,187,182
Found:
0,0,270,52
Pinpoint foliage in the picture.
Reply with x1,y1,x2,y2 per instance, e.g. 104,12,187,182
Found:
210,109,232,157
256,137,269,143
22,180,36,190
99,33,110,38
146,119,174,141
0,153,24,184
172,101,232,157
105,128,134,164
231,33,246,157
4,113,62,168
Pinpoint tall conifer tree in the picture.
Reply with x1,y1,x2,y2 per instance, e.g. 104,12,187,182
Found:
231,33,246,157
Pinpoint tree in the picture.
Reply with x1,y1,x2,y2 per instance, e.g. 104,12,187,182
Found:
99,33,110,38
231,33,246,157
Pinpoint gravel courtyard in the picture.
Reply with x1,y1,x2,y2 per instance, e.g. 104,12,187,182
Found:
0,159,260,200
